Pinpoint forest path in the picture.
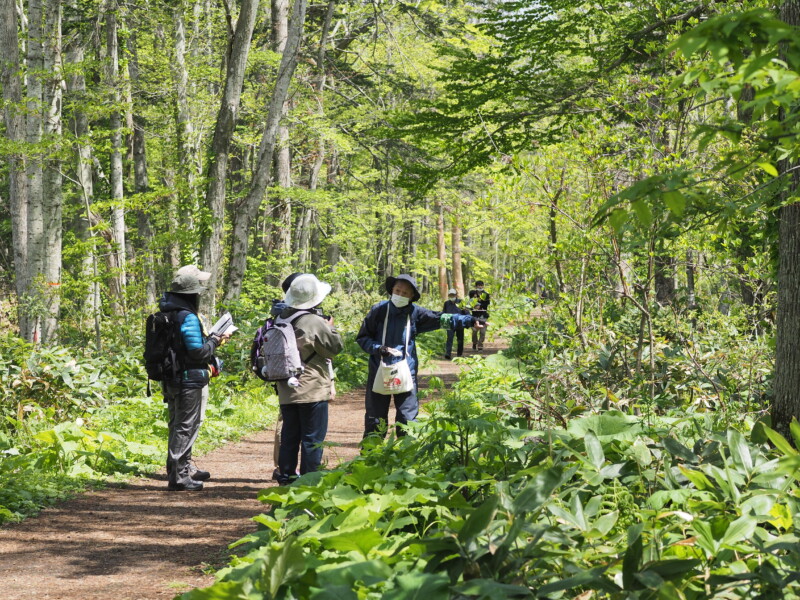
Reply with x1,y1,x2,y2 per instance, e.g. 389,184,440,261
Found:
0,339,504,600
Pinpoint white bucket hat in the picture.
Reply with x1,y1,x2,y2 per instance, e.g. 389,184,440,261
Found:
284,274,332,310
448,288,457,295
176,264,211,282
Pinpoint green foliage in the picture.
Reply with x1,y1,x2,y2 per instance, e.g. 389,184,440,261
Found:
185,376,800,599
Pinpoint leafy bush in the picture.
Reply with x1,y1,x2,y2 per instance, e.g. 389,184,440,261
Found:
183,387,800,599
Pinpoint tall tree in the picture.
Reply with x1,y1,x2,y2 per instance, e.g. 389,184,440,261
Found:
199,0,260,312
105,0,126,315
223,0,308,304
0,0,29,336
772,0,800,439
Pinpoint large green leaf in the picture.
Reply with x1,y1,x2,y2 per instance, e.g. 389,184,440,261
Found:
512,467,562,513
584,431,605,470
567,412,642,442
319,527,384,557
458,494,499,543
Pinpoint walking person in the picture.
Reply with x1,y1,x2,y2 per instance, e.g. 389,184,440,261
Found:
443,288,467,359
274,274,343,485
160,269,230,491
357,274,484,437
468,280,491,350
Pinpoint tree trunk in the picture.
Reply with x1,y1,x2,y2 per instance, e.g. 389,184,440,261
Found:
127,25,156,306
26,0,45,342
654,253,676,305
436,201,447,299
223,0,308,305
1,0,29,337
772,0,800,439
271,0,292,261
40,0,63,343
452,213,464,298
65,12,101,336
198,0,260,313
686,249,697,310
325,148,340,279
106,1,126,315
172,3,199,210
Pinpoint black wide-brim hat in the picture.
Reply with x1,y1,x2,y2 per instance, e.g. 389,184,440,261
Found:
385,274,421,302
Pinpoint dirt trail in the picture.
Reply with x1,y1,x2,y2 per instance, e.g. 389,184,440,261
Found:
0,341,503,600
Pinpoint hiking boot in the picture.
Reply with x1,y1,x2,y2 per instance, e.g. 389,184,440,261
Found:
272,467,281,481
190,468,211,481
472,344,477,350
444,354,451,360
478,343,484,350
189,461,211,481
167,480,204,491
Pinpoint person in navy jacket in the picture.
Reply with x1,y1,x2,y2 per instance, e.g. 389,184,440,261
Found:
356,274,484,437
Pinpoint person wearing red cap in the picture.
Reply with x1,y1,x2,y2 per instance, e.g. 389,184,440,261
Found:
357,274,484,437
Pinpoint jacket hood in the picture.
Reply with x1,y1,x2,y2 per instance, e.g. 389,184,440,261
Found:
159,292,198,313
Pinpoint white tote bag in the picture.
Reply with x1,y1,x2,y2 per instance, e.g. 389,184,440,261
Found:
372,310,414,395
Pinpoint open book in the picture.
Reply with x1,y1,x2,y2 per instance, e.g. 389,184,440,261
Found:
210,312,238,337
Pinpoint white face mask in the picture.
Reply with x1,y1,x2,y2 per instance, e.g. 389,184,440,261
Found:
448,296,456,301
476,287,484,292
391,294,410,308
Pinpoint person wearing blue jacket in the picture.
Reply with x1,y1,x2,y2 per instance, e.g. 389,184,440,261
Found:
357,274,484,437
160,271,230,491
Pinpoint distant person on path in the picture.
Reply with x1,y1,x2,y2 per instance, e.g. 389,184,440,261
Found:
161,267,230,491
468,280,491,350
274,274,343,485
442,288,468,359
357,274,484,437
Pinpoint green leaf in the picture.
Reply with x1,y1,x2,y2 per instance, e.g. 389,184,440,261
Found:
454,579,532,598
622,526,643,590
720,515,757,547
789,419,800,449
757,162,779,177
663,437,696,462
679,466,714,490
584,431,605,469
726,429,753,474
320,527,383,557
512,467,562,513
384,573,450,600
761,425,797,456
458,494,498,543
663,191,686,216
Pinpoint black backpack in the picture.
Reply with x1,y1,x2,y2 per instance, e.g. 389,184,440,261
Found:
143,311,183,394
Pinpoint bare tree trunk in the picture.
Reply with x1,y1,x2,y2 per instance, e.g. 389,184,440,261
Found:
654,253,676,305
25,0,45,342
1,0,29,337
172,3,199,212
106,0,126,315
223,0,308,304
127,25,156,306
39,0,63,342
65,8,100,335
772,0,800,439
198,0,259,313
452,213,464,298
436,201,447,299
325,148,340,278
272,0,292,258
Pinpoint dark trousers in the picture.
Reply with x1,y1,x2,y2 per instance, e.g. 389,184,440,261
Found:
164,384,205,485
445,328,464,357
363,386,419,437
278,402,328,484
